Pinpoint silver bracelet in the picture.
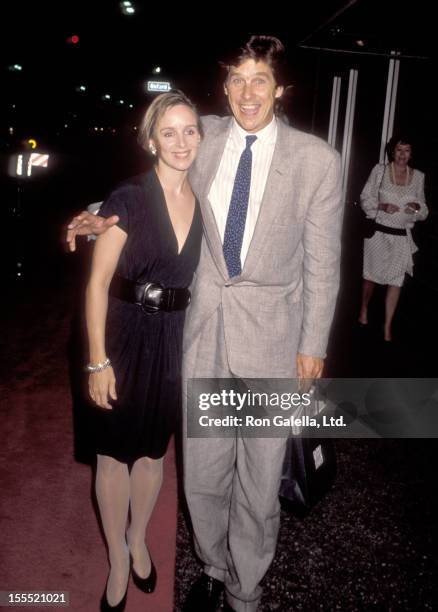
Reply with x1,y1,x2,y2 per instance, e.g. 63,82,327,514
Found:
85,357,111,373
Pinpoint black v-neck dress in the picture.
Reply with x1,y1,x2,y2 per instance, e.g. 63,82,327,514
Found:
92,169,202,462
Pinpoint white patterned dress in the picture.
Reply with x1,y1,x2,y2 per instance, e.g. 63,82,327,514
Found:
361,163,428,286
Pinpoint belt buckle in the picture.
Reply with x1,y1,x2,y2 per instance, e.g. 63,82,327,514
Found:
140,282,162,315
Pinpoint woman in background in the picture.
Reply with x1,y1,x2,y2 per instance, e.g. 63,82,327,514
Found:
358,135,428,341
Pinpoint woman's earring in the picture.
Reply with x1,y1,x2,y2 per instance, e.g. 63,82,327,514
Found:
149,144,157,156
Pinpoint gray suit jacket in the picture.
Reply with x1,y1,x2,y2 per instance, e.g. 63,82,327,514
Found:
184,115,343,378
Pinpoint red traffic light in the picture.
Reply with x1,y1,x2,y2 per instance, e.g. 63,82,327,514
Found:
66,35,80,44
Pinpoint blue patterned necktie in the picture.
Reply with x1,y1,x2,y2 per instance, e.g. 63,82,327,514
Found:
223,135,257,277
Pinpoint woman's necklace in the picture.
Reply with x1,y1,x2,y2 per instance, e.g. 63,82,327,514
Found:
390,161,410,186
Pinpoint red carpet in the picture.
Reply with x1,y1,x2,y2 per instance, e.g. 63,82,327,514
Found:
0,280,177,611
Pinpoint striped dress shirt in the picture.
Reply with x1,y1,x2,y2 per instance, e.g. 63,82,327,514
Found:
208,117,278,267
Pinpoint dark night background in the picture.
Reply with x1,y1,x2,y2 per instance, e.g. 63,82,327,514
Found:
1,0,437,280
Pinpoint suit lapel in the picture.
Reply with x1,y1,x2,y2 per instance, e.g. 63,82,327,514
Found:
242,120,295,278
196,117,233,280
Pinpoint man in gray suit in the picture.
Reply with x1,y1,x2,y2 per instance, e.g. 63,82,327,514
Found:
67,34,343,612
182,36,342,612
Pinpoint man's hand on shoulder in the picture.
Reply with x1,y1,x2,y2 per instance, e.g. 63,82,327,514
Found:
296,353,324,391
66,212,119,252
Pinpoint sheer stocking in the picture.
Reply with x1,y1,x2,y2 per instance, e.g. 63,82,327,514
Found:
359,279,375,324
384,285,401,341
127,456,163,578
96,454,130,606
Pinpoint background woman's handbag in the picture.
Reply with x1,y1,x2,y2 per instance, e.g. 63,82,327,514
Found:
279,389,337,517
359,164,387,239
361,216,376,239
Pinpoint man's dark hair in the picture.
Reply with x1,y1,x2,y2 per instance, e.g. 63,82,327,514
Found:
220,34,288,87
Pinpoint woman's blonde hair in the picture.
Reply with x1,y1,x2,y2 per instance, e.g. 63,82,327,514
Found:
137,90,203,153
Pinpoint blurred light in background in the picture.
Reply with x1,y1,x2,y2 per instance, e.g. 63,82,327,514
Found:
120,1,135,15
8,152,50,178
146,81,171,93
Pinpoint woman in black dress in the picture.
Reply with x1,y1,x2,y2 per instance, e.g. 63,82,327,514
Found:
85,91,202,610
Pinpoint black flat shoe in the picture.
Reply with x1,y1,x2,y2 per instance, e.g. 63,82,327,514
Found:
131,558,157,593
183,573,224,612
100,587,127,612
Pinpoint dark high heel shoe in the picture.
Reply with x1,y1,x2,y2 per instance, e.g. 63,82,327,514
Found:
131,558,157,594
100,587,128,612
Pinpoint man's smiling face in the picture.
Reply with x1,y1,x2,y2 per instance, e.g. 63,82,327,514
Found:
224,58,284,133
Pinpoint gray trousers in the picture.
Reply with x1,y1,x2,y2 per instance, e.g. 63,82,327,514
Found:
183,308,288,612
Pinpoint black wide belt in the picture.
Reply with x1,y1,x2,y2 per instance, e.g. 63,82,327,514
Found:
374,223,407,236
109,275,191,314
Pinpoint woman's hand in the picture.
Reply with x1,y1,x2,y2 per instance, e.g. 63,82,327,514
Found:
404,202,421,214
379,203,400,214
89,367,117,410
